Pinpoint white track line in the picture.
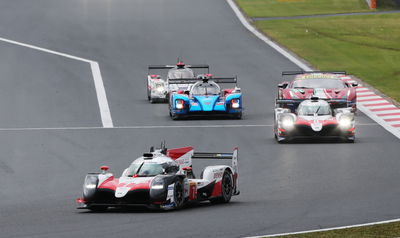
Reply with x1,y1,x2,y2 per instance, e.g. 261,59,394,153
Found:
0,36,113,128
245,218,400,238
226,0,312,71
90,62,113,127
0,123,378,131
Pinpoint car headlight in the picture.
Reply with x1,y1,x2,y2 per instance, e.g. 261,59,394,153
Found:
85,183,96,189
151,180,164,190
176,99,184,109
339,117,352,129
83,175,98,199
231,99,240,109
281,117,295,130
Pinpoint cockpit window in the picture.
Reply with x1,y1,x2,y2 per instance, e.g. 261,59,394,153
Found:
136,163,164,177
191,83,220,95
124,161,179,177
168,68,194,79
293,78,345,89
298,104,331,116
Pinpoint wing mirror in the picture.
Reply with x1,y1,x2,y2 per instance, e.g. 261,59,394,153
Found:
182,166,192,171
278,82,288,89
352,82,358,87
100,165,109,174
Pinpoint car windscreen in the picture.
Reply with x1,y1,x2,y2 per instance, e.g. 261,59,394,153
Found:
298,104,331,116
293,78,345,89
168,69,194,79
124,162,178,177
191,83,220,95
124,163,141,177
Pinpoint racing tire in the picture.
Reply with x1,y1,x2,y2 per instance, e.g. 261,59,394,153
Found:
233,112,242,120
88,206,108,212
171,113,181,120
173,179,185,209
210,170,233,204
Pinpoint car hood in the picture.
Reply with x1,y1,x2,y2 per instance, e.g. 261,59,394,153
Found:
283,88,348,99
98,176,154,198
193,95,220,111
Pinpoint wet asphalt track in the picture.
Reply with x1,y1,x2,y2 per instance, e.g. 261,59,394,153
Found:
0,0,399,237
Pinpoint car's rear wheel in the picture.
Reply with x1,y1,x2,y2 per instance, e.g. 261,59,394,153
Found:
210,170,233,204
344,136,355,143
173,179,185,209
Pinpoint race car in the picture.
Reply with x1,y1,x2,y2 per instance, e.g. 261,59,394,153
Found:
277,71,358,112
76,142,239,211
146,60,209,103
274,97,355,143
169,76,242,119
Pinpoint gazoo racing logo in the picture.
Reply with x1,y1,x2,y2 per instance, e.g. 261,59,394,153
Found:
213,169,224,179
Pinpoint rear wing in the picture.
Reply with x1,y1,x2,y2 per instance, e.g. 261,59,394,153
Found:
148,64,209,71
192,148,238,175
282,71,347,76
168,77,237,85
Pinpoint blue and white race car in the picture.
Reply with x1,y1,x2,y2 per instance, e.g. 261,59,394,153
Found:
169,76,242,119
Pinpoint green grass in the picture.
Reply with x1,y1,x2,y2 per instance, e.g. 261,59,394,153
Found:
236,0,398,18
270,221,400,237
255,13,400,102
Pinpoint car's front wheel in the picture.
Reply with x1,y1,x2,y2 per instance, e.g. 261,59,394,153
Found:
173,179,185,209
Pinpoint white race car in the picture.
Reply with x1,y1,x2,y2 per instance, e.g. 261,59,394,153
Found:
76,142,239,211
146,61,209,103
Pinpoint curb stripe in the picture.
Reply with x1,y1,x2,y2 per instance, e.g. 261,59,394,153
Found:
378,112,400,117
370,107,399,112
385,118,400,122
364,102,391,107
358,98,384,102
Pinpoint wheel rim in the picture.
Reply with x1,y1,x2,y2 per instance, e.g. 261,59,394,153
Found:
223,173,232,197
175,182,183,205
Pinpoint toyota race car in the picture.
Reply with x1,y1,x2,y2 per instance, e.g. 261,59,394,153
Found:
146,61,209,103
169,76,242,119
274,97,355,143
76,143,239,211
277,71,358,112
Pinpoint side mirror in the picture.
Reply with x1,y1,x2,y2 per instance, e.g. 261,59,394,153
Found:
352,82,358,87
182,166,192,171
278,83,288,89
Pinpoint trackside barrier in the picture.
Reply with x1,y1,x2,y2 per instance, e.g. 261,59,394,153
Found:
365,0,377,9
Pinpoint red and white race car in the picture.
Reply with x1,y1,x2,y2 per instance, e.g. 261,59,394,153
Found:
277,71,358,112
76,143,239,211
274,97,356,143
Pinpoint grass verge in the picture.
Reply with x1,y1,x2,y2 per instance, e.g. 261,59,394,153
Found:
254,13,400,102
270,221,400,237
236,0,399,18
